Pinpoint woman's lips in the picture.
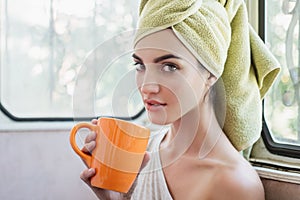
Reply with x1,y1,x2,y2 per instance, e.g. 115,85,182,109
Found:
144,99,167,111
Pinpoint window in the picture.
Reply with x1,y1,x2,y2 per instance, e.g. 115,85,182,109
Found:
263,0,300,152
0,0,143,120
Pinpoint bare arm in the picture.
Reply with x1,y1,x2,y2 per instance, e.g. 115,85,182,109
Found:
212,168,265,200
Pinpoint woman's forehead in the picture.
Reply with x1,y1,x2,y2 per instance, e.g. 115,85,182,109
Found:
134,29,196,62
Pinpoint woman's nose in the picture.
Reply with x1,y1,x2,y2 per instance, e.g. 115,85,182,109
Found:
136,64,160,94
140,82,160,94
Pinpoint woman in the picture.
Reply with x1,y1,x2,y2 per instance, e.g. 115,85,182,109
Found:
80,0,280,199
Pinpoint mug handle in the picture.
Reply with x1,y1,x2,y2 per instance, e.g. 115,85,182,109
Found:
69,122,98,167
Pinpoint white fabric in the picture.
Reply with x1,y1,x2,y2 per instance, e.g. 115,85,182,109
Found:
131,128,173,200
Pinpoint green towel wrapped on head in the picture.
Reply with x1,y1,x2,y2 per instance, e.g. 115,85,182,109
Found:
134,0,280,151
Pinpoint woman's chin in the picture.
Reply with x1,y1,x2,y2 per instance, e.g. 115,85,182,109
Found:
147,113,170,125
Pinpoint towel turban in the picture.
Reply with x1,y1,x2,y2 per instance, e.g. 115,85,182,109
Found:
134,0,280,151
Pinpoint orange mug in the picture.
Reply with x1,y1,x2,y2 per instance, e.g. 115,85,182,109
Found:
70,117,150,193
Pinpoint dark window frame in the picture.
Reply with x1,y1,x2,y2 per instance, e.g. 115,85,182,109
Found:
259,0,300,159
0,102,145,122
0,0,144,122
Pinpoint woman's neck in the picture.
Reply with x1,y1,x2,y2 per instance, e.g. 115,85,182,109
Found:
160,103,223,166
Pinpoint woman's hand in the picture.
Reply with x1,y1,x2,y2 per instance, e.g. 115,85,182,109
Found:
80,119,150,200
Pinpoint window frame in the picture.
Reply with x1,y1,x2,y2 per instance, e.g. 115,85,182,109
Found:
0,101,145,122
259,0,300,159
0,0,145,122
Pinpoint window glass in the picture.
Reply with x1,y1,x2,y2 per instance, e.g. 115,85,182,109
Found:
264,0,300,146
0,0,142,118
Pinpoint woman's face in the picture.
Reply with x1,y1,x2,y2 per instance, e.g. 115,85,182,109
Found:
134,29,212,125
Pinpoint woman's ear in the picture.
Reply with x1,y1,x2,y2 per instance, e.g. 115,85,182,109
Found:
203,73,217,103
207,73,217,87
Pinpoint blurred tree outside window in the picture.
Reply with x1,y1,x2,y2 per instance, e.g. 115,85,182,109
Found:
0,0,143,118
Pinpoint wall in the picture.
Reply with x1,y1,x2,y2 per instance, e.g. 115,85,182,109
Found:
0,119,98,200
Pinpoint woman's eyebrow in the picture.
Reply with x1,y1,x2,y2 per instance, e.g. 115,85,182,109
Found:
153,54,181,63
132,53,181,63
132,53,142,61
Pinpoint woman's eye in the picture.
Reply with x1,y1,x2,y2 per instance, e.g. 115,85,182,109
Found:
134,62,145,71
161,63,179,72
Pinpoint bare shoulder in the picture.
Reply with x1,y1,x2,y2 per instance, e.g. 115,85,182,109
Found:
211,159,265,200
